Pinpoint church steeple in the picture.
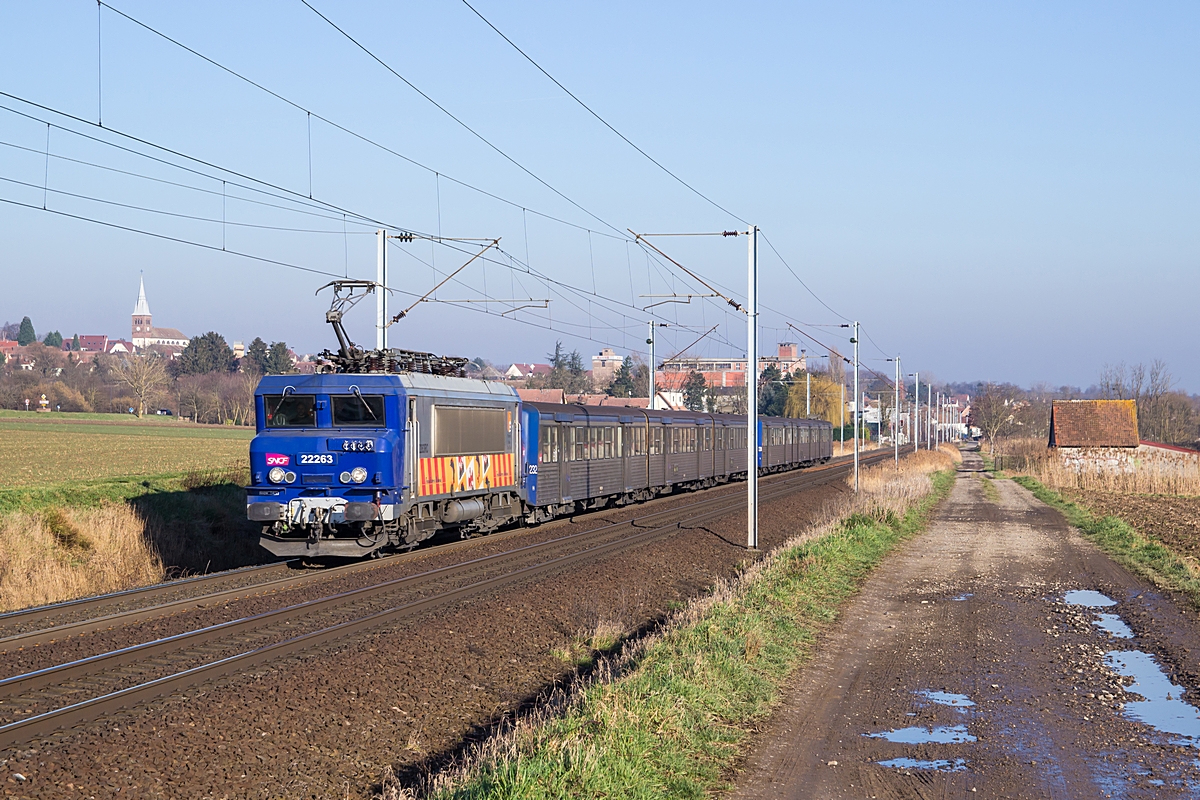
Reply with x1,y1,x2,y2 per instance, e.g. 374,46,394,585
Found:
133,274,151,316
132,274,152,347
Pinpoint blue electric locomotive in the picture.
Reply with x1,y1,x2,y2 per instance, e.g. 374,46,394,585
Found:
246,280,833,558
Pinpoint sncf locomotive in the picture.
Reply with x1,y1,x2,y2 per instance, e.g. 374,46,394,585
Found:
246,281,833,558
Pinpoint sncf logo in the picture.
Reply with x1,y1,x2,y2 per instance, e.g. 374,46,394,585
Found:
265,454,290,466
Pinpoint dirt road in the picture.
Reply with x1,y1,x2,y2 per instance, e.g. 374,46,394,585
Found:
732,450,1200,798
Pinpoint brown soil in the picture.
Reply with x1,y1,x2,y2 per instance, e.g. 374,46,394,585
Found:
0,468,854,799
1061,488,1200,562
730,453,1200,799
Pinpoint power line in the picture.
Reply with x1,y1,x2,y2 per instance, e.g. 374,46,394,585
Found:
93,2,866,362
301,0,630,241
97,0,627,242
0,174,374,236
759,231,849,323
458,0,747,226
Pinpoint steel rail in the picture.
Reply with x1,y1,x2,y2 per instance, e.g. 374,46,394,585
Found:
0,451,870,649
0,452,891,749
0,562,294,634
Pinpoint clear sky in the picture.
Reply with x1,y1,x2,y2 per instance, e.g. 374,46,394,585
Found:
1,2,1197,390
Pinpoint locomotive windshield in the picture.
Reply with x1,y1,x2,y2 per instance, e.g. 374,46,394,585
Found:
333,394,385,426
265,394,316,427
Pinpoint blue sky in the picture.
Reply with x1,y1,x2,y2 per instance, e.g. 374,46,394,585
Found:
1,2,1197,390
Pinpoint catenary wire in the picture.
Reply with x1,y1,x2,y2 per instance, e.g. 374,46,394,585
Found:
458,0,747,226
98,1,628,242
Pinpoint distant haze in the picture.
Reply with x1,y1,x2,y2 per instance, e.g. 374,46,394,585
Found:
1,3,1197,390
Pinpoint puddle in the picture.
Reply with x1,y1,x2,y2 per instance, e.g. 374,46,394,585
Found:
952,593,974,602
864,724,976,744
1093,613,1134,639
877,757,967,772
1106,650,1200,743
917,690,975,710
1064,589,1117,608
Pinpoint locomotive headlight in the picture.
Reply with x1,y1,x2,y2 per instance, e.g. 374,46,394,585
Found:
284,471,297,484
350,467,368,484
268,467,286,484
339,471,352,484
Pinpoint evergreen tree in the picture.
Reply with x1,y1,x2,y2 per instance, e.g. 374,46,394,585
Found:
683,370,707,411
16,316,35,346
43,331,63,348
174,331,236,375
245,337,270,374
71,333,81,351
265,341,295,374
607,356,636,397
758,364,788,416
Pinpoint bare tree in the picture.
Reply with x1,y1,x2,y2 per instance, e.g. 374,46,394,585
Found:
111,354,169,417
971,383,1018,455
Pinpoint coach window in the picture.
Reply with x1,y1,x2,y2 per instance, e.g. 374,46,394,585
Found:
539,425,559,463
649,427,663,455
628,426,645,456
703,427,712,451
687,428,698,453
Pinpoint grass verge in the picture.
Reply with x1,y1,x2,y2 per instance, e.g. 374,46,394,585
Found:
387,453,955,800
1013,476,1200,609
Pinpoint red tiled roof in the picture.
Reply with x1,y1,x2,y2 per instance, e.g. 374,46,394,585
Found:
516,388,565,404
1049,400,1139,447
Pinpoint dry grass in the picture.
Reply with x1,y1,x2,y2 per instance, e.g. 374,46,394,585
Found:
0,504,164,612
384,446,956,800
999,436,1200,496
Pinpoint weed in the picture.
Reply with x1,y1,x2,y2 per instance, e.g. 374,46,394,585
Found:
399,450,956,799
1014,476,1200,610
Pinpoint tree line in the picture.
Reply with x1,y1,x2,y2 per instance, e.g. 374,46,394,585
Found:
0,323,299,423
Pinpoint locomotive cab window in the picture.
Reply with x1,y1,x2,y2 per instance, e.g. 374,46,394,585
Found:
332,394,385,426
265,394,316,428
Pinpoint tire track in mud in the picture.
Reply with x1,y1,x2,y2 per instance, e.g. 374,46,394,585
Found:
733,449,1200,799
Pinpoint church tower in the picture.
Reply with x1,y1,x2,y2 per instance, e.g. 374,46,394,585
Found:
132,275,152,349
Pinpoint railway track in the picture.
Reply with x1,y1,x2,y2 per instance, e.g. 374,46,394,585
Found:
0,450,892,750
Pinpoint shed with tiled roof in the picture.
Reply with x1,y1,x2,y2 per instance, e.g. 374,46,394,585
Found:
1048,400,1139,448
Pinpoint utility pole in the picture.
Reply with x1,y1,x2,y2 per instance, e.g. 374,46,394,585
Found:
852,321,860,492
840,381,845,454
911,372,919,453
927,385,932,449
806,371,811,417
646,321,665,410
376,229,387,350
747,225,759,548
894,356,900,465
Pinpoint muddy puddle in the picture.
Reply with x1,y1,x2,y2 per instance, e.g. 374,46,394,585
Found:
1064,589,1200,747
865,724,976,744
917,690,974,710
876,757,967,772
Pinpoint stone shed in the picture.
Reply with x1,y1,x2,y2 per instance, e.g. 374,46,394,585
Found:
1049,399,1198,482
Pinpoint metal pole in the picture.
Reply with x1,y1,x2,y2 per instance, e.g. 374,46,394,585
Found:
840,381,845,454
806,371,811,417
647,321,656,410
913,372,919,454
747,225,759,548
376,229,387,350
894,356,900,465
927,384,932,450
852,321,860,492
